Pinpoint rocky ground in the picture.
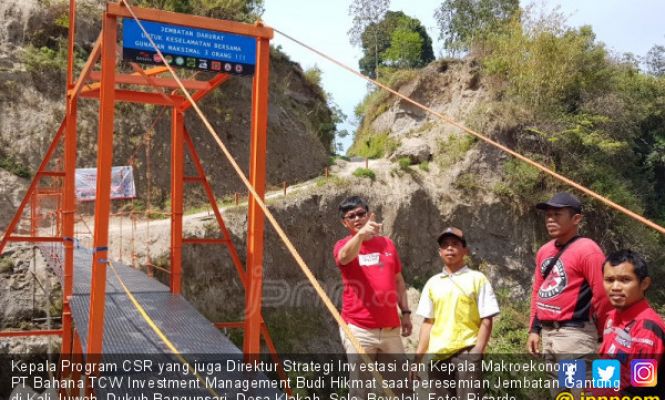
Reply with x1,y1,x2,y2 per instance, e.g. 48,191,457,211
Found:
0,244,62,355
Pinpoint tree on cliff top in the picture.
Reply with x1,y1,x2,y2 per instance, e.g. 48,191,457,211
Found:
354,11,435,78
348,0,391,79
434,0,519,55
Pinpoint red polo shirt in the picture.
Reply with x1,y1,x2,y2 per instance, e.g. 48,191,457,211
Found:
334,235,402,329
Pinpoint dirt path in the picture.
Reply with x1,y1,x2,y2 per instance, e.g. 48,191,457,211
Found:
63,157,394,264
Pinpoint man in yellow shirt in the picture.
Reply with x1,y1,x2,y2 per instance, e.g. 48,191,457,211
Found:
412,227,500,398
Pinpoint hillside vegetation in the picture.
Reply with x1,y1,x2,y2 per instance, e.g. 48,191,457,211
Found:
345,6,665,371
351,7,665,266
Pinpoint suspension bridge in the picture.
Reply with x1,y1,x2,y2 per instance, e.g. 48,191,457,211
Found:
1,1,664,399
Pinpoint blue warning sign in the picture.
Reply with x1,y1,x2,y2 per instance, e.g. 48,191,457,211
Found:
122,19,256,75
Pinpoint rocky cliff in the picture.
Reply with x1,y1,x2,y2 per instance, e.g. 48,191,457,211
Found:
0,0,334,230
178,58,664,353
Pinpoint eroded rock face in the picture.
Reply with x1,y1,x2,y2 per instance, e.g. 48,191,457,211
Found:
178,157,545,352
388,138,431,163
0,247,61,329
0,246,62,356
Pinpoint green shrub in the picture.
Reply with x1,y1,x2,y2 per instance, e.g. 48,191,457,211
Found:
303,65,326,99
22,44,68,73
498,159,544,201
418,161,430,172
480,14,612,113
352,168,376,181
397,157,411,170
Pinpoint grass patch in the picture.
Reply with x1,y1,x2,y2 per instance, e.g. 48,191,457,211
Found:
22,41,68,74
122,199,170,220
184,205,214,216
0,257,14,274
410,121,436,136
492,159,544,202
382,68,419,89
352,168,376,181
354,89,392,125
436,134,476,170
315,175,349,188
453,172,481,194
352,69,418,127
348,132,398,159
0,154,31,178
418,161,430,172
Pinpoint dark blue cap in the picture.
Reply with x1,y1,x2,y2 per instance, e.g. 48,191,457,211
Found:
536,192,582,213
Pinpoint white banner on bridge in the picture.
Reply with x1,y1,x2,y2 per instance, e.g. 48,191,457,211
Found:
75,166,136,202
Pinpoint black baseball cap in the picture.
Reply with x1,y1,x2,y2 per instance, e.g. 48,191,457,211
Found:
536,192,582,213
437,227,467,247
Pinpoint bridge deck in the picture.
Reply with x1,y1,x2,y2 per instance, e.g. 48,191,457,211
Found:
38,246,282,398
70,247,240,355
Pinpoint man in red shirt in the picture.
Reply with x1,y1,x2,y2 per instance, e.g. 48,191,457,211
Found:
599,249,665,396
334,196,411,396
527,192,612,393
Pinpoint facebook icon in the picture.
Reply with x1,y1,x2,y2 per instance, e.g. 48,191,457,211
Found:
559,360,586,389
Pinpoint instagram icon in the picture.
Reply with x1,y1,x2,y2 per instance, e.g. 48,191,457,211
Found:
631,359,658,387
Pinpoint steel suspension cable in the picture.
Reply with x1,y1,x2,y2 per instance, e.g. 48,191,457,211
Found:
272,29,665,236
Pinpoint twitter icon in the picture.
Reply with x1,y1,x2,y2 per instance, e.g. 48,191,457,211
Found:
593,359,621,389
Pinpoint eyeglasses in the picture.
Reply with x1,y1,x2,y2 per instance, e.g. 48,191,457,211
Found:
343,211,368,220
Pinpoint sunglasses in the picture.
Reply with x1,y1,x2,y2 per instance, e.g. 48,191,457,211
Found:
343,210,368,220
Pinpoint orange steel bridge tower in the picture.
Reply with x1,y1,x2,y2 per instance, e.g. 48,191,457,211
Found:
0,0,276,368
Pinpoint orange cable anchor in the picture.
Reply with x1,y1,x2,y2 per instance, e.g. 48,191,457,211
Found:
272,28,665,237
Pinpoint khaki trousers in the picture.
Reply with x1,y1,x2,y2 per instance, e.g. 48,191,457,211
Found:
340,323,408,399
542,322,598,399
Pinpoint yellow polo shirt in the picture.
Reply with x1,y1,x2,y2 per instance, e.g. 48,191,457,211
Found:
415,266,500,359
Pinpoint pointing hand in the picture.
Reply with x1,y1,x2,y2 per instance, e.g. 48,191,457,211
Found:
358,212,382,240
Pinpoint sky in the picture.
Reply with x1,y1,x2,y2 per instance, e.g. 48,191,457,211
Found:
263,1,665,152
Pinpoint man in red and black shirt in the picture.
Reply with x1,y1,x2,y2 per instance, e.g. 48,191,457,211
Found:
599,249,665,396
527,193,612,364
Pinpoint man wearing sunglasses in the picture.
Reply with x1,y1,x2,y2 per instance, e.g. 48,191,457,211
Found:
334,196,411,396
